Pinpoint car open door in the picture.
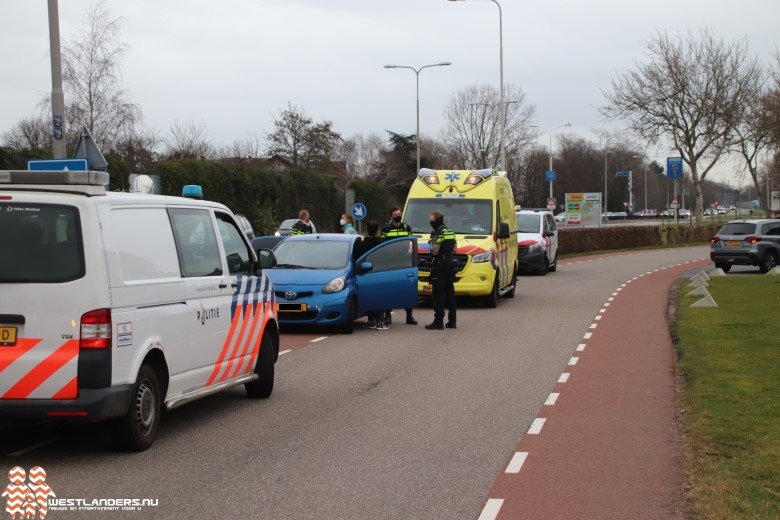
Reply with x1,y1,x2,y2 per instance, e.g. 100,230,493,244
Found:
354,236,418,314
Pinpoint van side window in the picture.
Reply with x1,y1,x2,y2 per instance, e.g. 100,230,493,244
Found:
169,208,223,277
215,213,253,276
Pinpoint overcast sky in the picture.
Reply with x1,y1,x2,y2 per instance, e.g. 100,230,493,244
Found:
1,0,778,182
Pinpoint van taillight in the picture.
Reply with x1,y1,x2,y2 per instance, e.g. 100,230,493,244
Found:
80,308,111,349
710,236,720,245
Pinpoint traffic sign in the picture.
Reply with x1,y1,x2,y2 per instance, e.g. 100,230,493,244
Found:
351,203,367,221
546,197,556,209
667,157,683,179
28,158,88,171
544,170,556,182
615,170,630,177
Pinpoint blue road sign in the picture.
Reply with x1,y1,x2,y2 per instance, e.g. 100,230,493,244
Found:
28,158,88,171
667,157,683,179
351,203,367,221
615,170,631,177
544,170,556,182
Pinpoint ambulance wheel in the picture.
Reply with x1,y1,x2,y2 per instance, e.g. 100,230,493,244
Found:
245,331,275,399
483,277,499,308
111,364,161,452
504,266,517,298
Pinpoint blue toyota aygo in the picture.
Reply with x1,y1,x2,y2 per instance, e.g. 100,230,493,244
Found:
258,233,419,333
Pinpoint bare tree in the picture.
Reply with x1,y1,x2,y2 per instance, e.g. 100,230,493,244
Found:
441,83,536,170
215,133,265,160
601,28,764,222
1,114,52,149
165,119,213,159
266,103,341,168
60,0,142,151
335,133,388,183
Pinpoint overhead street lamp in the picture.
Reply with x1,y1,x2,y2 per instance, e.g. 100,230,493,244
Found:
384,62,452,173
532,123,572,199
448,0,505,170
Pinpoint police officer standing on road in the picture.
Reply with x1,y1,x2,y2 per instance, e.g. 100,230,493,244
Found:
425,210,457,330
381,207,418,325
291,209,313,235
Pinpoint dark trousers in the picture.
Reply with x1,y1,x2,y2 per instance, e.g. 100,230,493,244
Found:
431,267,456,324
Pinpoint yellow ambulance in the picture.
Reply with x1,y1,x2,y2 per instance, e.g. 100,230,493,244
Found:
402,168,518,307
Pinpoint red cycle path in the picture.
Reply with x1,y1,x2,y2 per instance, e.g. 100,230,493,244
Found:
483,258,711,520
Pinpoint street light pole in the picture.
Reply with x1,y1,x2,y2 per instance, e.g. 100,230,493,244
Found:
448,0,504,170
532,123,571,199
47,0,66,159
384,62,451,173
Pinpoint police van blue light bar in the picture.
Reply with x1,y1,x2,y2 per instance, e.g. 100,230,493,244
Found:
1,170,109,186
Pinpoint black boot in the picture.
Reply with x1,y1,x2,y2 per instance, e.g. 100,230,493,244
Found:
405,310,417,325
425,321,443,330
445,322,456,329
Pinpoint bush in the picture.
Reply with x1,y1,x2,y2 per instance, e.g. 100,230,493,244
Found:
558,221,721,254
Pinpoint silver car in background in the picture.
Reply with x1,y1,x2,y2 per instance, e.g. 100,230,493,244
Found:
710,219,780,273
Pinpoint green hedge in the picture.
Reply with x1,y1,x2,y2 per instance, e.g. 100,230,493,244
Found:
558,221,721,254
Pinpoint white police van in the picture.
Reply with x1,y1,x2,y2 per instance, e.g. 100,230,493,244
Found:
0,170,279,451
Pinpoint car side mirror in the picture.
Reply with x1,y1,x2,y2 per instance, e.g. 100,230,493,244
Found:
543,230,555,237
358,261,374,273
496,222,510,240
256,248,277,271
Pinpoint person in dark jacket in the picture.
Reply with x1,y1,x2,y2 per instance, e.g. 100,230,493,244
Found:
354,221,389,330
380,207,417,325
291,209,313,235
425,210,457,330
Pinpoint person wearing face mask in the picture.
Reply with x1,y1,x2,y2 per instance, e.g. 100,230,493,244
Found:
425,210,457,330
381,207,418,325
340,213,358,235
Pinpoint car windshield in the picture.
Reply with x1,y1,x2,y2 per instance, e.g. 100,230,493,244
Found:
516,213,541,233
718,223,756,236
272,239,350,269
404,199,493,234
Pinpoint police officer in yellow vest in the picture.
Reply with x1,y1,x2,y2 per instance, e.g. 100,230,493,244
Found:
381,207,418,325
425,210,457,330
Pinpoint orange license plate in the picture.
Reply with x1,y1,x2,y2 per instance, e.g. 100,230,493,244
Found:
0,326,18,346
725,240,742,246
422,284,433,295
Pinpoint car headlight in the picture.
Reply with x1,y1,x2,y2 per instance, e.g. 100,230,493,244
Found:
323,276,346,293
472,251,493,263
528,242,542,253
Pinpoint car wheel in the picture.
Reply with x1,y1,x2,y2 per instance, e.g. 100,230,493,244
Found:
341,299,355,334
111,364,162,452
245,330,275,399
549,252,558,273
536,257,549,276
483,276,499,308
715,262,731,273
503,265,517,298
758,251,777,274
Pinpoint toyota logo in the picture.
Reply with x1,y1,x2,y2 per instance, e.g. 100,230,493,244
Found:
284,291,297,300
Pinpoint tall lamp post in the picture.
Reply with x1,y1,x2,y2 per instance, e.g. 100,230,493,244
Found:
532,123,571,199
448,0,505,170
384,62,451,172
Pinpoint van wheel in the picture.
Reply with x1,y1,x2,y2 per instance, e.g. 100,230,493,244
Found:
549,252,558,272
341,299,355,334
536,257,549,276
483,277,499,308
111,364,161,452
759,251,777,273
503,266,517,298
245,331,275,399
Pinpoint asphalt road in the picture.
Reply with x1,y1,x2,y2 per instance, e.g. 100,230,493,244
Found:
1,246,714,519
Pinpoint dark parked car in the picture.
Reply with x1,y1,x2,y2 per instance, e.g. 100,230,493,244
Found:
710,219,780,273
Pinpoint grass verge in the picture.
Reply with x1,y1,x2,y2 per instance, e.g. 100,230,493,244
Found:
673,275,780,518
